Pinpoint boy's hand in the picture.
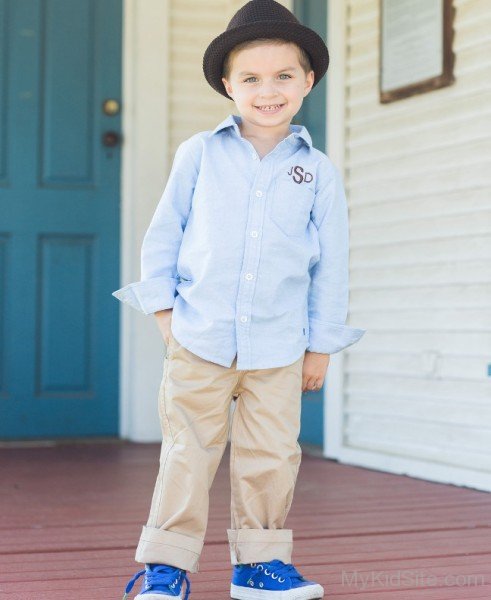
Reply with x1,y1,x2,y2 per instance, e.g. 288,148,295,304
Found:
154,308,173,345
302,351,330,392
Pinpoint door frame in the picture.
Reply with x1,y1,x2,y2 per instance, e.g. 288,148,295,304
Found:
118,0,171,441
324,0,347,460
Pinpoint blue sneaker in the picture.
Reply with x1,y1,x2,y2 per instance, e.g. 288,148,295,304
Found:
122,563,191,600
230,559,324,599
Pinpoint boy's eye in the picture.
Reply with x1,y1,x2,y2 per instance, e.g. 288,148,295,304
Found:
243,74,292,83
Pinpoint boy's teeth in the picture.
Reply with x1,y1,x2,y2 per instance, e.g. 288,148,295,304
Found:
258,105,281,111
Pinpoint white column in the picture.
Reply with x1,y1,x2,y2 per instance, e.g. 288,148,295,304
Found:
324,0,348,459
119,0,171,441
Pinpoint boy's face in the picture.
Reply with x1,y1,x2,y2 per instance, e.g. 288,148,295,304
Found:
221,42,314,134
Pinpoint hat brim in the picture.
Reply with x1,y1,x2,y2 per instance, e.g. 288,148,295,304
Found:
203,21,329,99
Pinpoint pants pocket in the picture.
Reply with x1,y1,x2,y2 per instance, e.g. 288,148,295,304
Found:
165,328,181,359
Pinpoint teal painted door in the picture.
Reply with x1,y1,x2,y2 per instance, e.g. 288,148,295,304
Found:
294,0,328,447
0,0,122,439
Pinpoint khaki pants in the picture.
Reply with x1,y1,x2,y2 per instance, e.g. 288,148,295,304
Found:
135,329,305,573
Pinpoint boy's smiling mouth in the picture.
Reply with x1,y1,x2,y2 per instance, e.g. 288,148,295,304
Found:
254,103,285,114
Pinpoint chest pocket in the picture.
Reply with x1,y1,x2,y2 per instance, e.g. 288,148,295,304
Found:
270,174,315,237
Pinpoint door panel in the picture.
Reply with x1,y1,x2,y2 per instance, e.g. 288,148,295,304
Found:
0,0,122,439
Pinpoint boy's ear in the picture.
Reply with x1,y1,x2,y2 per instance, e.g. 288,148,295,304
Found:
221,77,234,99
304,70,315,97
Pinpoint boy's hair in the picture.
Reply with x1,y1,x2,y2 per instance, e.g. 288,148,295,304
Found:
222,37,313,80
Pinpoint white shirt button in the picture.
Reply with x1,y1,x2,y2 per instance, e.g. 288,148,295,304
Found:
255,190,263,197
245,273,254,280
250,231,258,237
240,315,248,322
252,153,258,160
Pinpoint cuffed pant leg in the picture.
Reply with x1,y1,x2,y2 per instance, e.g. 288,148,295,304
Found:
228,353,304,565
227,528,293,565
136,331,239,572
135,526,203,573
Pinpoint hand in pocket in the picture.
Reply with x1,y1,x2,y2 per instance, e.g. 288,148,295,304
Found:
154,308,173,345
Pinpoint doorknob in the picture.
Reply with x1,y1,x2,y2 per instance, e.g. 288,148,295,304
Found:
102,98,120,115
102,131,121,147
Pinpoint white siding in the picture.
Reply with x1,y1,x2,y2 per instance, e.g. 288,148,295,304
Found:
340,0,491,485
168,0,233,160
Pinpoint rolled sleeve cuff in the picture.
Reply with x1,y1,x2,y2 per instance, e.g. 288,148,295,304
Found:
307,318,366,354
111,276,178,315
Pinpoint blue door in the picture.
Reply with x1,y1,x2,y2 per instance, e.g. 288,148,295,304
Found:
0,0,122,439
294,0,328,447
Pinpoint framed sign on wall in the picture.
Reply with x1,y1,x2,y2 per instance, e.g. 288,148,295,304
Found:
379,0,456,103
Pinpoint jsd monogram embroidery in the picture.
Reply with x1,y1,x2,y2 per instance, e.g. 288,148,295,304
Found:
287,165,313,184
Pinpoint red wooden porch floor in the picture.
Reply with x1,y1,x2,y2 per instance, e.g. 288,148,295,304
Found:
1,440,490,599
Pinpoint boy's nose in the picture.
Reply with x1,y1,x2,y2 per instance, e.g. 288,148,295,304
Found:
257,79,280,95
257,85,280,99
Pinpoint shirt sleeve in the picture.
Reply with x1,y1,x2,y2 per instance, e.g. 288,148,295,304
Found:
111,137,200,315
307,161,366,354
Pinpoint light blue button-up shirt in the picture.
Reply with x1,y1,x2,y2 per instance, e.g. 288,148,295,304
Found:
112,114,366,370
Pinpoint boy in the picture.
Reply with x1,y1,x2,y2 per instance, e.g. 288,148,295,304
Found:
115,1,366,598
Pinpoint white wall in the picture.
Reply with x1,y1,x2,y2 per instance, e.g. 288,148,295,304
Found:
327,0,491,491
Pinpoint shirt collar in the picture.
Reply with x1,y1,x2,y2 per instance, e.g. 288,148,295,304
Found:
211,114,312,148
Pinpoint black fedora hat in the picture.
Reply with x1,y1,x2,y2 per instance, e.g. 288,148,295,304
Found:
203,0,329,99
